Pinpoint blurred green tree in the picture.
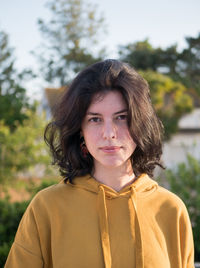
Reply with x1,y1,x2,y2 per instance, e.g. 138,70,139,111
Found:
0,106,54,184
118,38,198,139
178,33,200,95
0,177,59,266
118,39,162,71
118,39,180,74
36,0,107,86
0,29,32,131
118,34,200,98
0,198,29,267
140,70,193,140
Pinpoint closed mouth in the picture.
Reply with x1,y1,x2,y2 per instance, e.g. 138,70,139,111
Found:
100,146,121,153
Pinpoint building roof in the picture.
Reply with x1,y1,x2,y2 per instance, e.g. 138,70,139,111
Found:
44,87,66,114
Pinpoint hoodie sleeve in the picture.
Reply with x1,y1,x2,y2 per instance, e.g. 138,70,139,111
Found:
4,199,44,268
179,203,195,268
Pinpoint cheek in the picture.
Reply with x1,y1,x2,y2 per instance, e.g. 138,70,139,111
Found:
122,129,137,148
83,127,98,145
121,128,133,140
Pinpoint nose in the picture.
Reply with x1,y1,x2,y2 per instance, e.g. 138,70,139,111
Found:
102,121,116,140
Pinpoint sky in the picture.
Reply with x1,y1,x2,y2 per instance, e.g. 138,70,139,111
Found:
0,0,200,98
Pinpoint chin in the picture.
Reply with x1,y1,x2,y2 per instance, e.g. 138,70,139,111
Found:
100,160,127,168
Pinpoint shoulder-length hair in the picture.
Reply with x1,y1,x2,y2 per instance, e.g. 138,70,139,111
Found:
44,59,164,182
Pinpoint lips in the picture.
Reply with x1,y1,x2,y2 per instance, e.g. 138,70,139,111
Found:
100,146,121,153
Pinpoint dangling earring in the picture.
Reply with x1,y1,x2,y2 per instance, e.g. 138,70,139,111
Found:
80,138,88,158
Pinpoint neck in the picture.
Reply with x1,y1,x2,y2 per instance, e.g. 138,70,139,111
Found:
92,161,135,192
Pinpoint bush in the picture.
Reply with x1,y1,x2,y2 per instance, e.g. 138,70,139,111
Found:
165,154,200,261
0,178,58,266
0,198,30,266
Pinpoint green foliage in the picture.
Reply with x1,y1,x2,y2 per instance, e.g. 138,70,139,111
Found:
118,39,180,76
165,155,200,261
118,38,199,139
0,29,31,131
118,34,200,99
119,39,162,71
0,178,59,266
0,198,30,266
0,107,54,184
178,33,200,94
36,0,106,85
139,70,193,139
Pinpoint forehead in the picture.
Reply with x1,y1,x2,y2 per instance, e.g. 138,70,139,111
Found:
88,91,127,112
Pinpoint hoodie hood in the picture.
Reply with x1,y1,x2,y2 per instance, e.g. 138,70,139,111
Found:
66,173,158,268
68,173,158,197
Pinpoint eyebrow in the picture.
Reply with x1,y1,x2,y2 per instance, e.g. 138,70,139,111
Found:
86,109,128,116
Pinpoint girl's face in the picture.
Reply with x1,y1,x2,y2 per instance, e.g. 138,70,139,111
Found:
81,91,137,171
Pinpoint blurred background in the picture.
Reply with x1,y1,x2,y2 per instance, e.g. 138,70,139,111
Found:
0,0,200,265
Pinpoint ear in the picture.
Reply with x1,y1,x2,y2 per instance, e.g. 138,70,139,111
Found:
80,130,83,138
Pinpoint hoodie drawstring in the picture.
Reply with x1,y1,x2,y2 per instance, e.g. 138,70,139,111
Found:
98,186,112,268
130,186,144,268
98,185,144,268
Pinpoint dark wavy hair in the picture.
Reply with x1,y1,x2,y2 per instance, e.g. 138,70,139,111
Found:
44,59,164,182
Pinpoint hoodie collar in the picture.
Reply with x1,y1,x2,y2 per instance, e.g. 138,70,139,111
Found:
68,173,158,198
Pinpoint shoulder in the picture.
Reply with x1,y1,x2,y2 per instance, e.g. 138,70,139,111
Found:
35,181,71,197
28,181,75,211
154,185,190,218
18,181,80,226
156,185,184,203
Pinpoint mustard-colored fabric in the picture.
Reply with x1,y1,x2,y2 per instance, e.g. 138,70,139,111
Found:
5,174,194,268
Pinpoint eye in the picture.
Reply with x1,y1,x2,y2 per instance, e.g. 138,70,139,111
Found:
88,117,102,122
116,114,127,120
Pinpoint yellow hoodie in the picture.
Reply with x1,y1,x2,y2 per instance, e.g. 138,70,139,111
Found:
5,174,194,268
